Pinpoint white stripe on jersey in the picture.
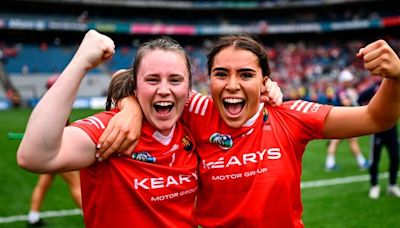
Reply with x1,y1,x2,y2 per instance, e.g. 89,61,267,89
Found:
194,95,207,114
295,101,308,111
303,102,314,113
189,93,209,116
189,93,202,112
290,100,316,113
87,116,105,129
200,98,209,116
290,100,303,110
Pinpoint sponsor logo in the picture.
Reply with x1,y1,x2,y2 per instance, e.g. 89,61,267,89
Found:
209,133,233,150
182,135,194,151
202,148,281,169
131,151,156,163
134,172,198,190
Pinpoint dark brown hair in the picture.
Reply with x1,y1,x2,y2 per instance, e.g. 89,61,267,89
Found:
207,35,270,77
105,69,135,111
132,36,192,89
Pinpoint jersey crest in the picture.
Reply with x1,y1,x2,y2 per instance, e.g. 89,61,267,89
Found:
209,133,233,150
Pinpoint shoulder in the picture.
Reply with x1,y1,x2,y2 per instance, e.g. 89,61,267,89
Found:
276,100,326,114
186,90,213,116
71,109,118,130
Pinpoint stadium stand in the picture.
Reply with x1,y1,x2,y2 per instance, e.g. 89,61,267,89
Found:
0,0,399,108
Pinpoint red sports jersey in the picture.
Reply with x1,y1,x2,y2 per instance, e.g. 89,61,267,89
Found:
71,109,198,228
183,92,332,228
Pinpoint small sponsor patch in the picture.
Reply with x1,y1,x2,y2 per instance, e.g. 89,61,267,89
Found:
131,151,156,163
209,133,233,150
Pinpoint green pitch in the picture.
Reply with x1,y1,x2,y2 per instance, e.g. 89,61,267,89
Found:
0,108,399,227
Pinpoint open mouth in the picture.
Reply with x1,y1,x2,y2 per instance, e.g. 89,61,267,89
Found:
223,98,245,116
154,101,174,115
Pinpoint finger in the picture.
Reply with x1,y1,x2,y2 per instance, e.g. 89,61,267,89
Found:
363,47,386,64
267,83,282,105
275,93,283,106
96,127,119,158
356,48,364,58
97,123,114,149
98,129,131,160
98,135,125,161
260,95,270,103
369,66,386,78
122,141,139,157
117,137,137,154
364,56,382,73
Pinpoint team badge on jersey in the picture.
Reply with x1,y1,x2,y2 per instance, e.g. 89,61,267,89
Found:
263,108,269,122
209,133,233,150
131,151,156,163
182,135,194,152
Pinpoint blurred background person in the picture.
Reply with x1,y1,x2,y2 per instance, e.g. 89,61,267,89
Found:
358,77,400,199
325,67,369,171
27,75,81,227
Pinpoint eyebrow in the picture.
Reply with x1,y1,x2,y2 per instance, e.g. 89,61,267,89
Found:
212,67,256,73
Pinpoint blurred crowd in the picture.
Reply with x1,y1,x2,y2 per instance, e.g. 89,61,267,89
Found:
1,36,400,103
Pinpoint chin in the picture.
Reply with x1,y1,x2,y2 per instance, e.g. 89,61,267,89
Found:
155,121,176,134
222,116,245,129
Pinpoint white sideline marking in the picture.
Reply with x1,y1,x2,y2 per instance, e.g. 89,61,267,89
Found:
0,173,389,224
0,209,82,224
301,172,388,189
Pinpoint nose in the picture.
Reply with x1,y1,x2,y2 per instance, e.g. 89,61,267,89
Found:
157,80,171,96
225,76,240,92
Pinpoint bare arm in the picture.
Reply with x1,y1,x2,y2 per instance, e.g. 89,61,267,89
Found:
17,30,115,173
323,40,400,138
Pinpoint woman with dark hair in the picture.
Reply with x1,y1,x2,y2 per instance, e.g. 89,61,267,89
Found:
105,35,400,227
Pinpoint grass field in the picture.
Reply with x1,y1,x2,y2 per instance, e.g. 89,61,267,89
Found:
1,108,399,227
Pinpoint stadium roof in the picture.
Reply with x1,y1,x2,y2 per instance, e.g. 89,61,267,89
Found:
8,0,382,10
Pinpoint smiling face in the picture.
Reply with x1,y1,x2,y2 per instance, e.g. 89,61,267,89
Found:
135,49,190,135
210,46,264,128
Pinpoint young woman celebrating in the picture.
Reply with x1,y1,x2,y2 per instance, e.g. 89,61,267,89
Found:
102,35,400,227
17,30,198,227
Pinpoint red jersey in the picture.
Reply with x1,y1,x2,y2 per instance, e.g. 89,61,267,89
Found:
183,92,332,228
71,109,198,228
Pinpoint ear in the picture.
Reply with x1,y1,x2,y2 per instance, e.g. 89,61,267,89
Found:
261,76,269,93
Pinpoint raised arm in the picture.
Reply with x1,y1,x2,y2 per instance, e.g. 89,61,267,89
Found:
17,30,115,173
323,40,400,138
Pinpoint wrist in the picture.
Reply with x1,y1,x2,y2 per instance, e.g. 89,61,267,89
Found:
119,96,140,110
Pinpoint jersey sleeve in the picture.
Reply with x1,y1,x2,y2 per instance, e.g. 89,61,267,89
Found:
69,111,115,144
181,90,217,140
280,100,333,141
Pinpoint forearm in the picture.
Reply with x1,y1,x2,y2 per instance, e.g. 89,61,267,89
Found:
367,78,400,129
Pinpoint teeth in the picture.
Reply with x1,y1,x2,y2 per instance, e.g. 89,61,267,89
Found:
224,98,244,104
155,101,173,106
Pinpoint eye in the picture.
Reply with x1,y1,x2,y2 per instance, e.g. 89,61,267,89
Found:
213,71,228,78
170,76,184,85
240,72,254,79
145,77,160,84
